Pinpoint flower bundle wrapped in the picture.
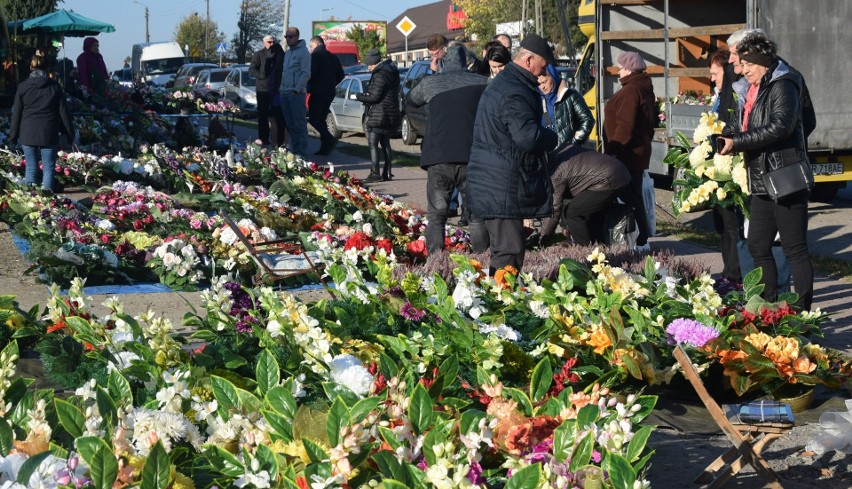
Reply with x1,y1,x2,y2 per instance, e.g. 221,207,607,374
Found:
664,111,750,217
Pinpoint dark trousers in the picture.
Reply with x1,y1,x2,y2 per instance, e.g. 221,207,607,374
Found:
256,91,271,144
367,130,392,177
713,206,743,282
618,169,650,245
485,218,525,274
426,164,488,253
268,105,286,147
563,190,619,245
748,193,813,310
309,93,335,147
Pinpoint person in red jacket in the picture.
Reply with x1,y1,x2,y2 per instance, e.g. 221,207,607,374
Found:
603,51,657,248
76,37,108,96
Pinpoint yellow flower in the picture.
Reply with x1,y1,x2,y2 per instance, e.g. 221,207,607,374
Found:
744,332,772,352
587,324,613,355
716,188,728,200
765,336,800,365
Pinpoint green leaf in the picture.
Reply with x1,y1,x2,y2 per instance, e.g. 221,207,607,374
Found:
505,387,534,417
530,357,553,402
255,349,280,396
350,397,380,424
255,443,279,481
379,351,399,379
107,370,133,407
552,420,577,463
437,354,459,390
266,385,297,419
96,387,118,424
141,441,170,489
202,445,244,477
382,481,409,489
626,425,653,462
326,398,350,447
577,404,600,429
236,387,262,415
16,451,52,485
620,353,643,380
321,382,360,407
459,409,486,435
0,419,13,456
604,453,637,489
379,426,402,452
302,437,329,464
372,450,401,478
76,436,109,465
409,384,433,436
505,463,541,489
54,398,85,438
90,446,119,489
211,375,240,418
262,409,294,441
569,432,594,472
222,352,248,370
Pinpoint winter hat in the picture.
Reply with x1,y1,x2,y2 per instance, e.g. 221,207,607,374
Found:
520,33,555,64
617,52,646,72
364,49,382,66
442,44,468,72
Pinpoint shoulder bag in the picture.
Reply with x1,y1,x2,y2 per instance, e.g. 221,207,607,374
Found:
762,150,814,202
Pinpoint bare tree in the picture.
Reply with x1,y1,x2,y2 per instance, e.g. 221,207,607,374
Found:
231,0,281,64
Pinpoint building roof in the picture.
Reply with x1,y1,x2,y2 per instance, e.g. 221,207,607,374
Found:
387,0,464,53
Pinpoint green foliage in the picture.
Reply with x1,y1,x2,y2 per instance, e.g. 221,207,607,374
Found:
346,24,385,61
173,13,226,63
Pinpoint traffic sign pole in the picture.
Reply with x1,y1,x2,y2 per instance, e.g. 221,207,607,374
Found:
396,16,416,66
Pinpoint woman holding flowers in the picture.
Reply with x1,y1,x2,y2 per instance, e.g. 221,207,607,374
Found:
717,35,813,310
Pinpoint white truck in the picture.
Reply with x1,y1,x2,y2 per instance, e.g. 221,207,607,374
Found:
131,41,185,86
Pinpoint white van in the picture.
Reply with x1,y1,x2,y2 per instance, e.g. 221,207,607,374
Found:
131,42,185,86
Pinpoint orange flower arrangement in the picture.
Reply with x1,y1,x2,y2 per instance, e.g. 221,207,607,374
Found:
493,265,518,290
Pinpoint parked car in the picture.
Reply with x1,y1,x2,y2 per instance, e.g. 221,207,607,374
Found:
343,64,368,76
326,73,372,138
111,67,133,87
174,63,219,87
399,60,431,145
193,68,230,95
221,66,257,112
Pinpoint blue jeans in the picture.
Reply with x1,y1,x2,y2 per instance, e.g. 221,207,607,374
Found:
281,92,308,156
22,145,57,190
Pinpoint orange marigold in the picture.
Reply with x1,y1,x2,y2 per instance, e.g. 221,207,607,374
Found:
587,325,612,355
764,336,800,365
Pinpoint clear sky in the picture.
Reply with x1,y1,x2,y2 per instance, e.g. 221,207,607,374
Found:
57,0,426,70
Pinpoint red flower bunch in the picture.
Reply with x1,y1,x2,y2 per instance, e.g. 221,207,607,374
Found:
504,415,561,456
549,357,581,397
406,239,427,259
375,238,393,255
460,380,493,407
343,231,375,251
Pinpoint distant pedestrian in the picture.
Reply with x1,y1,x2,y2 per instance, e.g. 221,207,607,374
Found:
427,33,448,73
249,35,279,145
356,49,400,183
494,33,513,51
308,36,344,155
466,34,558,274
267,40,286,147
9,52,75,191
407,44,489,254
76,37,108,96
280,27,311,156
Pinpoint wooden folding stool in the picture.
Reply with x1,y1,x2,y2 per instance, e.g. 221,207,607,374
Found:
673,345,794,488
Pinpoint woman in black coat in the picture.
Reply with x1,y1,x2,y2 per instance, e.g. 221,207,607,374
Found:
356,50,400,182
9,53,74,191
718,35,813,310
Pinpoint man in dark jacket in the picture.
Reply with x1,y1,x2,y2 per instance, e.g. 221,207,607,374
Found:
466,34,558,274
408,45,489,254
308,36,344,155
249,36,280,145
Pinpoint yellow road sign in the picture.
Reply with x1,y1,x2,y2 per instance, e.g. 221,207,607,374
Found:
396,16,416,37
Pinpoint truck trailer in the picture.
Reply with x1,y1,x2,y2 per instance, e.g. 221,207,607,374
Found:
575,0,851,200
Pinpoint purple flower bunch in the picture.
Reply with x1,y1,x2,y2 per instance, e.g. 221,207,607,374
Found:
665,318,719,348
400,301,425,322
223,281,263,333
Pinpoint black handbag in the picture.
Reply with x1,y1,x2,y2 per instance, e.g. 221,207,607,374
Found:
762,158,814,202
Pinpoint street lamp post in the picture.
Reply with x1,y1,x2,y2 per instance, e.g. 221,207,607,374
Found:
133,0,150,44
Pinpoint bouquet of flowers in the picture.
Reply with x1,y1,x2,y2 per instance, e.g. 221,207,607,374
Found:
167,89,200,113
147,236,207,290
664,111,750,217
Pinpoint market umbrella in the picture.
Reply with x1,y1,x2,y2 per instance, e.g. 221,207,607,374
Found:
10,9,115,37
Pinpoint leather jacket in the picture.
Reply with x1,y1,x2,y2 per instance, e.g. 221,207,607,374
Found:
731,61,807,195
552,87,594,146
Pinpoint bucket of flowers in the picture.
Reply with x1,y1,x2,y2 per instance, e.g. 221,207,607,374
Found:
663,111,750,217
167,88,201,114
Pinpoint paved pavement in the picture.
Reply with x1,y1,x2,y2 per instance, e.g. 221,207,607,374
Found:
228,124,852,354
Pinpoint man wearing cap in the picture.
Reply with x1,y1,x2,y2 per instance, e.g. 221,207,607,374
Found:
466,33,559,274
602,51,656,250
249,35,279,145
308,36,344,155
280,27,311,156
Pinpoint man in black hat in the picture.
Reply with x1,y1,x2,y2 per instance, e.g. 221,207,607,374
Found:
308,36,344,155
466,33,558,274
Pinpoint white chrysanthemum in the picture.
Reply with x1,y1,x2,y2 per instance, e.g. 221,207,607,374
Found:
96,219,115,231
328,354,373,397
732,162,749,192
713,152,734,176
689,141,712,167
479,323,521,342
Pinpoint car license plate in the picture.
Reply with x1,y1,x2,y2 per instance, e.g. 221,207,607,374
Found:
811,163,843,175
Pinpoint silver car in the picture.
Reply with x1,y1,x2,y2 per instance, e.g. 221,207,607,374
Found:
327,73,371,137
173,63,219,87
221,66,257,112
193,68,230,96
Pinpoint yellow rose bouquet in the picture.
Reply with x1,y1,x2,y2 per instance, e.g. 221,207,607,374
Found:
664,112,750,217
